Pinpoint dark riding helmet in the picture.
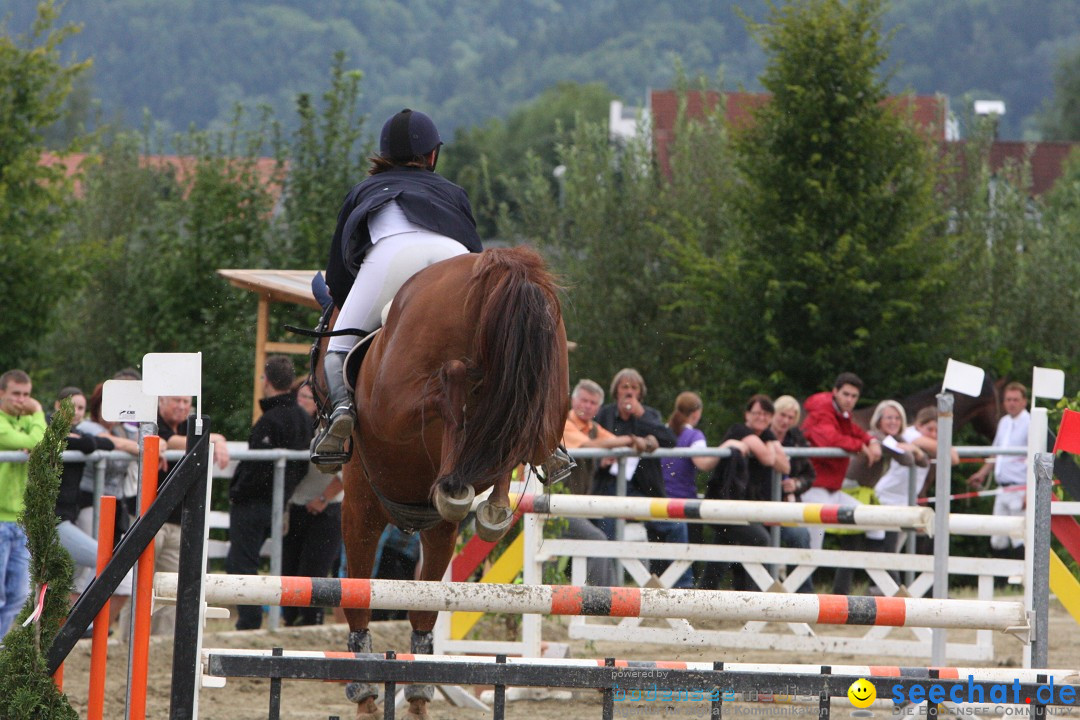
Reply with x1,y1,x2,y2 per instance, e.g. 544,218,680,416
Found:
379,108,442,162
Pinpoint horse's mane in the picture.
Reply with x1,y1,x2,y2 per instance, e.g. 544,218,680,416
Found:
439,247,566,493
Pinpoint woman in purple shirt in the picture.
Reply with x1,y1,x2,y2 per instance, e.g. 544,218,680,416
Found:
661,392,719,583
662,392,718,499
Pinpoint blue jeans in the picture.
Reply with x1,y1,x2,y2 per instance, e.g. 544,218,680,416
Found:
779,525,814,593
642,519,694,589
0,522,31,638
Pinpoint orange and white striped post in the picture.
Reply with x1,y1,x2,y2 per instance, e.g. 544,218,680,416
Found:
127,434,159,720
87,495,116,720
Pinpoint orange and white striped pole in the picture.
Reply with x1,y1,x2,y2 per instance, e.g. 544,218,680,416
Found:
127,434,159,720
87,495,116,720
155,573,1028,632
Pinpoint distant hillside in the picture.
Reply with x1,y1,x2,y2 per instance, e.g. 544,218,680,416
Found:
5,0,1079,140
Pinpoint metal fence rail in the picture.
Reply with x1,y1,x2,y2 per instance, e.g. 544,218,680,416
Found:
0,444,1030,632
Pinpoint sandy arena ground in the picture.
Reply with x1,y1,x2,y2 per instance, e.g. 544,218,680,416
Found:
56,592,1078,720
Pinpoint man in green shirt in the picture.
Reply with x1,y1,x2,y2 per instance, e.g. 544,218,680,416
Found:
0,369,46,638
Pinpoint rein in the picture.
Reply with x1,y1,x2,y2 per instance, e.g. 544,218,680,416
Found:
284,324,369,338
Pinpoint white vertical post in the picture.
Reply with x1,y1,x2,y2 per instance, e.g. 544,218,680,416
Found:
522,498,543,657
931,392,953,665
1023,408,1048,668
267,457,286,630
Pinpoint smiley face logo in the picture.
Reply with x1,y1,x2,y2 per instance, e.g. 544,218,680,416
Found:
848,678,877,708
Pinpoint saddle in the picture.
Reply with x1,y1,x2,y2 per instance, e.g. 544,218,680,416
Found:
343,329,379,394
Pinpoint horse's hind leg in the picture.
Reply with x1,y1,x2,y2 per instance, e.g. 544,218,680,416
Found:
403,520,459,719
339,457,388,718
431,360,475,523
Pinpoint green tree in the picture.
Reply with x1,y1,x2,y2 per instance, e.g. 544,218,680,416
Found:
441,82,615,239
0,402,78,719
500,83,744,425
500,119,675,398
1038,46,1080,141
0,1,89,372
729,0,949,401
37,55,380,438
1009,148,1080,378
652,84,746,419
275,51,370,268
39,116,279,439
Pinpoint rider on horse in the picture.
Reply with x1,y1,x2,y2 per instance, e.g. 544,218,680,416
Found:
314,108,482,470
314,108,573,481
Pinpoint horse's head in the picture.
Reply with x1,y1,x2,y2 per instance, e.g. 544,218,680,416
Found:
852,375,1002,441
949,375,1002,441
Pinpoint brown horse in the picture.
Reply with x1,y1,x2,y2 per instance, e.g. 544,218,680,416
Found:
851,376,1003,440
320,246,568,718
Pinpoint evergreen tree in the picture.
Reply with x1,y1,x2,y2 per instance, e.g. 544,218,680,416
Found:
0,402,78,719
441,82,615,238
1038,47,1080,141
276,51,369,268
0,1,89,372
729,0,949,400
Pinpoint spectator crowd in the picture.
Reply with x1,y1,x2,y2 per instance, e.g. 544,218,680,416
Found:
560,368,1032,595
0,360,1034,643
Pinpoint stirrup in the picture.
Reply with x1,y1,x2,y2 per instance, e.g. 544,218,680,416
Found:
312,406,355,471
536,446,576,486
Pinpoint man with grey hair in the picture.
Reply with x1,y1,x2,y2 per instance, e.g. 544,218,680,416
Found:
556,378,633,587
591,369,692,588
562,379,637,495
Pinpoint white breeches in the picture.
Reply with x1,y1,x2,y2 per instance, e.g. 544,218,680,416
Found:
328,232,469,353
990,486,1025,550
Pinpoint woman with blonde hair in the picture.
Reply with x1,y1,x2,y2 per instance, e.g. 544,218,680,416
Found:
836,399,928,593
769,395,816,592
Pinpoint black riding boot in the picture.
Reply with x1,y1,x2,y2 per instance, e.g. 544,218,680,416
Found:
312,350,355,472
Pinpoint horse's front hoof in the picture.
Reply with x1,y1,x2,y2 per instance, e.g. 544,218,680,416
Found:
354,696,379,719
475,500,513,541
434,483,474,523
406,697,430,718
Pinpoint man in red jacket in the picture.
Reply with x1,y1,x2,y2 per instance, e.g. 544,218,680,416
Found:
800,372,881,551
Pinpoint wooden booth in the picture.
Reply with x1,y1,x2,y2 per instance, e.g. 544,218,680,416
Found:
217,269,321,422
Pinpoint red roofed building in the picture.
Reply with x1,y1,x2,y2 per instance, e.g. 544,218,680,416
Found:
646,90,1074,197
39,151,282,201
987,141,1076,197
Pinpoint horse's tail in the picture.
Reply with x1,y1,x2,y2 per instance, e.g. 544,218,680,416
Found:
441,246,567,494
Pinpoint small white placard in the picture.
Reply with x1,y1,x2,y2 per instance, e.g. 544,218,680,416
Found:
881,435,901,453
942,358,985,397
143,352,202,397
1032,367,1065,401
101,380,158,422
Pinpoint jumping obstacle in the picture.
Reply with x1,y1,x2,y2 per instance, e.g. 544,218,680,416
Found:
154,572,1029,633
203,649,1080,685
1049,513,1080,625
511,492,937,532
496,491,1026,538
201,649,1080,720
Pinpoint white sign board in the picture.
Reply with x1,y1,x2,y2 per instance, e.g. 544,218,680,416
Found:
101,380,158,423
1032,366,1065,401
143,353,202,397
942,358,985,397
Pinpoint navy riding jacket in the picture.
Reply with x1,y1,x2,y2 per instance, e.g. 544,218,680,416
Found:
324,167,482,309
